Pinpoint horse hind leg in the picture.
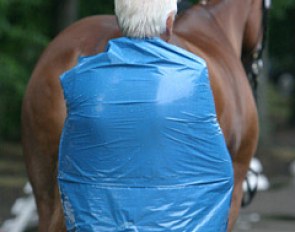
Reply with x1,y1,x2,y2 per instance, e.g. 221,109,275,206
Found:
227,118,259,231
48,190,66,232
22,113,63,231
22,143,58,232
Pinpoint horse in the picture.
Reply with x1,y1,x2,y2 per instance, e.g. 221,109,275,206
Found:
21,0,268,231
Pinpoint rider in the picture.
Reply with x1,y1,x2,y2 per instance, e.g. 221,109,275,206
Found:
58,0,234,231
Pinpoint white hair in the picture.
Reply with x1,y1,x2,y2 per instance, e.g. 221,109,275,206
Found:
115,0,178,38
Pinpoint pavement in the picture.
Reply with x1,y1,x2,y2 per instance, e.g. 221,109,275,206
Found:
1,142,295,232
1,178,294,232
233,178,295,232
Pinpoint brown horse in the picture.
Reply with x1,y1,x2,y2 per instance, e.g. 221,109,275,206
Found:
22,0,267,231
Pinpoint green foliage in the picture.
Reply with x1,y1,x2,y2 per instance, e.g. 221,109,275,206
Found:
0,0,52,140
80,0,114,17
270,0,295,20
268,0,295,69
0,0,115,141
1,0,295,140
267,84,292,129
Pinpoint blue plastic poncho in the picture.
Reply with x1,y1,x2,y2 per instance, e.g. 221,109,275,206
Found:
58,37,233,232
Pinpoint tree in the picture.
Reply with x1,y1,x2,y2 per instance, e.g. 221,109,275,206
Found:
54,0,79,33
0,0,115,141
1,0,295,141
268,0,295,125
0,0,52,140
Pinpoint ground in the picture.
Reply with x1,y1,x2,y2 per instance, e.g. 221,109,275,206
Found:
234,179,295,231
0,128,295,231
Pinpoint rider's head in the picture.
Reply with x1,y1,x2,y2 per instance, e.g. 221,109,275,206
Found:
114,0,178,40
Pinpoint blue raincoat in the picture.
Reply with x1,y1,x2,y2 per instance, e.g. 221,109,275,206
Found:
58,37,233,232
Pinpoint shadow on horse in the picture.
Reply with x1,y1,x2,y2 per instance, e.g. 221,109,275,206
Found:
21,0,268,231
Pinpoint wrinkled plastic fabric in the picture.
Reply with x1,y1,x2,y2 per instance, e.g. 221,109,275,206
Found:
58,37,234,232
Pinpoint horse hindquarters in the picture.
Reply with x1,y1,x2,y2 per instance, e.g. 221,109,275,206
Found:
21,16,120,232
21,72,67,231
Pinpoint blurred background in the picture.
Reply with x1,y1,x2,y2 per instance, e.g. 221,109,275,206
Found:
0,0,294,231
